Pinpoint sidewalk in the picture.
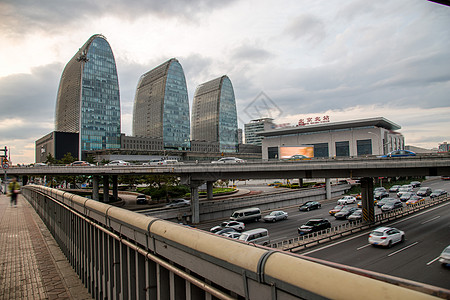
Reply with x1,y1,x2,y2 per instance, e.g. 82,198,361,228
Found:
0,193,91,299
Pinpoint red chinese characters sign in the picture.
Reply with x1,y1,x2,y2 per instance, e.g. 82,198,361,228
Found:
298,115,330,126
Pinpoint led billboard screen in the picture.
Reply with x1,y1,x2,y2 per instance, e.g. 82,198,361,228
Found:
279,146,314,159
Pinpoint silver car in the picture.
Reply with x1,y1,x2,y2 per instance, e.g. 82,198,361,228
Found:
263,211,288,222
439,245,450,265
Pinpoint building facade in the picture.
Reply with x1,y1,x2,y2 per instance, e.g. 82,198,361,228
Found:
35,131,79,163
244,118,276,146
132,58,190,150
55,34,121,156
191,75,238,153
120,134,163,151
258,117,404,159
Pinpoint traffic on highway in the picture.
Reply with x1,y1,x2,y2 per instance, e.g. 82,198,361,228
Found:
196,177,450,289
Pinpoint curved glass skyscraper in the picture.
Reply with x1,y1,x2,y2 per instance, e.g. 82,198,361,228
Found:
55,34,121,152
132,58,190,150
192,75,238,152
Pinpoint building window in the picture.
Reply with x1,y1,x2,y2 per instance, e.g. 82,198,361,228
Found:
313,143,329,158
335,141,349,157
268,147,279,159
357,139,372,156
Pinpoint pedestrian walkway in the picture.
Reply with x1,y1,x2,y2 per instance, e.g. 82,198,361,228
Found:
0,193,91,299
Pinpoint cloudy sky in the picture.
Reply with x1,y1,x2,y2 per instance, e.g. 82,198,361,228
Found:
1,0,449,164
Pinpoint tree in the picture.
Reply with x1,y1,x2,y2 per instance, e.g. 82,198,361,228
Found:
59,152,76,165
45,153,57,165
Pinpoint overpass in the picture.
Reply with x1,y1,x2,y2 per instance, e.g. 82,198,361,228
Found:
20,185,450,299
7,155,450,223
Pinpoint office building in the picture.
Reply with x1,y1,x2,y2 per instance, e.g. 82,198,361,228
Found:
35,131,79,163
244,118,276,146
258,117,404,159
55,34,121,155
132,58,190,150
191,75,238,153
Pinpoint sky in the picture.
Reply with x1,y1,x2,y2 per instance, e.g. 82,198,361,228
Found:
1,0,449,164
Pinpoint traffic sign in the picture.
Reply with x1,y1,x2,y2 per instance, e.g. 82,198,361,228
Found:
2,163,9,169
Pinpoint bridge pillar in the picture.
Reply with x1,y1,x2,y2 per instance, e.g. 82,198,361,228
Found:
361,177,375,222
92,175,100,201
206,181,214,200
22,175,28,186
190,180,204,224
298,178,303,188
112,175,118,201
103,175,110,203
325,178,332,200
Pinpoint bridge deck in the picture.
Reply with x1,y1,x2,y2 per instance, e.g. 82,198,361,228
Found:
0,193,91,299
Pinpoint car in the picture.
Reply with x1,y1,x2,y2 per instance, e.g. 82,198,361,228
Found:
267,181,282,186
439,245,450,266
368,227,405,247
211,157,246,164
416,187,432,197
159,159,183,165
379,150,416,158
376,197,395,208
410,181,421,188
334,207,358,220
286,154,311,160
357,201,362,208
337,196,356,205
165,198,190,208
136,194,148,204
389,185,401,193
399,192,415,202
347,209,363,222
210,227,237,235
397,186,413,198
405,195,424,205
221,231,241,239
355,193,362,200
298,219,331,235
374,187,387,193
33,162,48,167
142,159,163,166
381,199,403,212
374,190,389,200
329,205,345,215
263,210,288,222
441,176,450,180
69,160,92,166
220,221,245,231
106,160,130,166
298,201,321,211
430,189,447,198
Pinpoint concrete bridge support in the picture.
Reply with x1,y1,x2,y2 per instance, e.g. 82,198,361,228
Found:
103,175,109,203
360,177,375,222
206,181,214,200
92,175,100,200
326,178,332,200
190,180,204,224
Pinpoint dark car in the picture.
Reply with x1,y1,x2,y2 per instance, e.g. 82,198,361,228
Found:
374,190,389,200
389,185,401,193
430,189,447,198
334,207,358,220
399,192,415,202
416,187,432,197
299,201,321,211
410,181,421,188
298,219,331,235
381,199,403,212
376,197,396,208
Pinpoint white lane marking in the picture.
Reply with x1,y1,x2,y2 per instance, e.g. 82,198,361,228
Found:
387,242,419,257
357,244,371,250
426,256,440,266
421,215,440,225
301,201,450,255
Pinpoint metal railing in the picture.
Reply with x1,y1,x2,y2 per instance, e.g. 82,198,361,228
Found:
22,185,449,299
272,195,450,251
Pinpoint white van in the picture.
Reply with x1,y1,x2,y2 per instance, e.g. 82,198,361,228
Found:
230,207,261,222
238,228,270,246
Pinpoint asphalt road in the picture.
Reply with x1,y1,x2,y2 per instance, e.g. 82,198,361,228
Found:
196,178,450,289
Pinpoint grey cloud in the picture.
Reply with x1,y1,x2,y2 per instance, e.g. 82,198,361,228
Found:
284,14,326,44
1,0,237,36
231,45,274,63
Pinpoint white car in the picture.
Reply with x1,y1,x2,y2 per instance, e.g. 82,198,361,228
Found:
159,159,183,165
368,227,405,248
262,211,288,222
438,245,450,265
106,160,130,166
337,196,356,205
221,232,241,239
220,221,245,231
211,157,246,164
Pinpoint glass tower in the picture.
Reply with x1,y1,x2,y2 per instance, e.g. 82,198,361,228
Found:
192,75,238,152
132,58,190,150
55,34,121,153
